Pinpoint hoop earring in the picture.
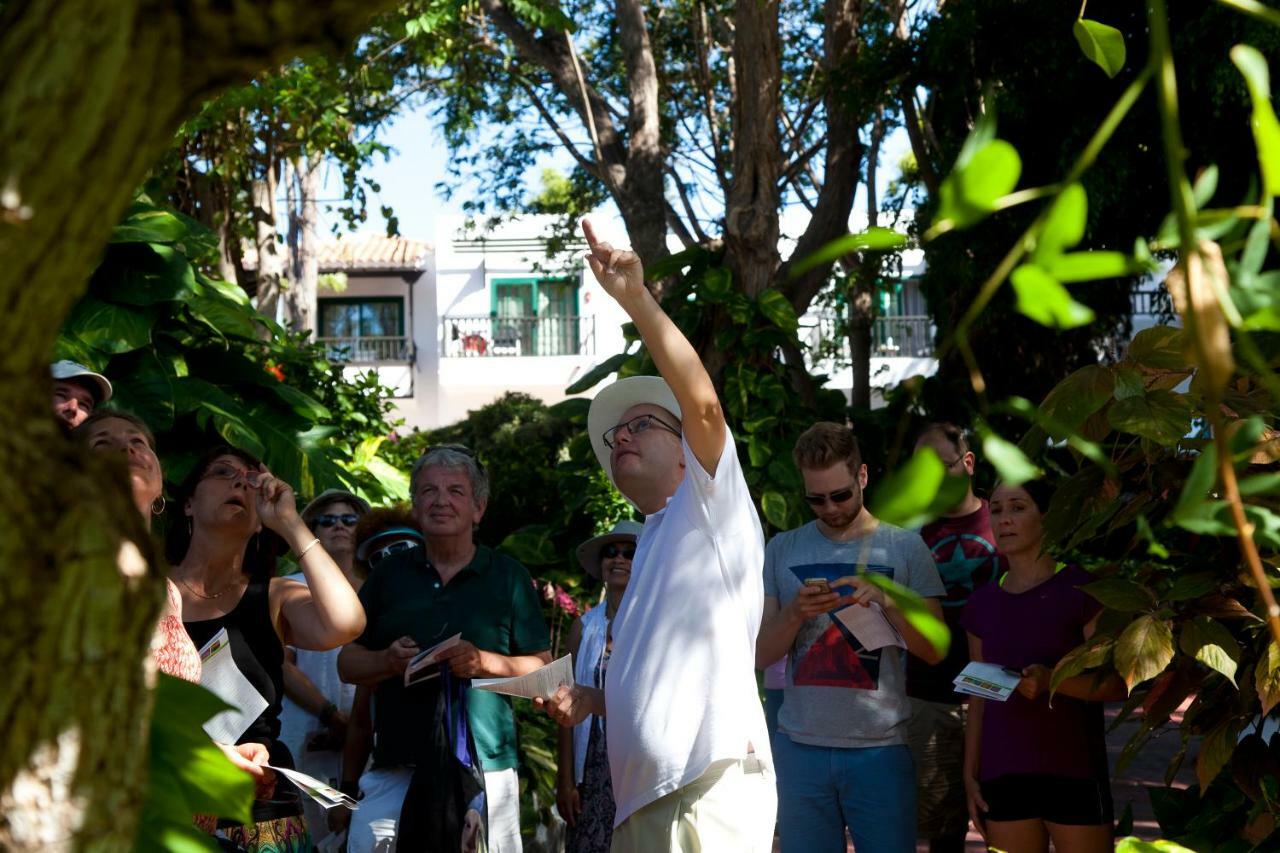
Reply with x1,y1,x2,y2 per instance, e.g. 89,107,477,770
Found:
151,496,166,516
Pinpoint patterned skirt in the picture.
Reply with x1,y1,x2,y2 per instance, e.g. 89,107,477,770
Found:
565,722,615,853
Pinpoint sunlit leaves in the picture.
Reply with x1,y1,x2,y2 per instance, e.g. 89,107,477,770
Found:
1256,641,1280,714
1038,366,1115,434
1051,635,1115,695
788,228,907,278
857,571,951,659
756,290,799,334
1010,263,1096,329
1230,45,1280,195
1107,390,1194,444
1073,19,1127,78
977,423,1042,487
761,490,790,529
932,141,1021,236
1115,836,1196,853
868,447,969,529
1114,614,1175,692
1032,183,1088,262
1178,617,1240,686
1171,445,1217,525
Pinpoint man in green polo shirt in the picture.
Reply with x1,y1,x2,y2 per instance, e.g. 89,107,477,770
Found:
338,446,551,853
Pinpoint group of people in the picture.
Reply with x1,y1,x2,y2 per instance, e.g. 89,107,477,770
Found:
51,218,1123,853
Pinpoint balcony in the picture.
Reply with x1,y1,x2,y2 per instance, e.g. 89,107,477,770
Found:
442,315,596,358
317,336,413,364
803,313,936,359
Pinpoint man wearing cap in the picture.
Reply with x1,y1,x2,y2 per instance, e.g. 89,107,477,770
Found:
338,446,551,853
279,488,371,845
50,360,112,430
536,220,776,852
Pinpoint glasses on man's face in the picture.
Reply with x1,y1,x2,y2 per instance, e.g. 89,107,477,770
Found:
803,485,857,507
203,462,254,483
602,414,682,449
315,513,360,528
601,543,636,560
369,539,420,567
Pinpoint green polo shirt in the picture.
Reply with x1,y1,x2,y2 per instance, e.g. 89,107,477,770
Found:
355,544,550,771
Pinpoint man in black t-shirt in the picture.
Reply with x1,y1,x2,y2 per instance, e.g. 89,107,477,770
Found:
907,423,1000,853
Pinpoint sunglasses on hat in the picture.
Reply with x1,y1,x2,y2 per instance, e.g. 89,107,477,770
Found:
369,539,420,567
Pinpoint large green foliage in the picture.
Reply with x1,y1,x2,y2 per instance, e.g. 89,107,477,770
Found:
55,197,406,502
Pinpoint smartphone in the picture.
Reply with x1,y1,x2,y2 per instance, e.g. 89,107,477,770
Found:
804,578,832,595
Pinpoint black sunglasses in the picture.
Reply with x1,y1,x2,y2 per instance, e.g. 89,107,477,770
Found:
314,513,360,528
803,486,856,507
601,544,636,560
369,539,420,567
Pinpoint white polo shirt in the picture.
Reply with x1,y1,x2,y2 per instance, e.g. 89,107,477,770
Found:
604,429,770,826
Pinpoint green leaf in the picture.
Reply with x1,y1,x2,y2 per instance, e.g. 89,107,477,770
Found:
1231,45,1280,195
1171,499,1235,537
62,296,155,354
787,227,908,278
1112,366,1145,400
747,433,772,468
92,243,198,306
1073,18,1126,78
1115,837,1198,853
761,490,790,529
1107,390,1194,444
565,352,632,395
933,140,1022,232
1080,578,1156,612
1166,572,1220,601
979,425,1042,487
1196,718,1239,793
756,290,799,333
1126,326,1189,370
1192,165,1220,209
1050,635,1115,695
270,383,332,422
1239,471,1280,496
1257,641,1280,714
868,448,969,529
1032,183,1087,262
499,526,559,566
699,267,733,302
857,571,951,659
1010,264,1095,329
645,245,711,281
1114,614,1174,692
1171,446,1218,523
1039,366,1115,434
134,673,254,848
1044,251,1137,283
111,202,189,243
186,295,263,342
1178,617,1240,686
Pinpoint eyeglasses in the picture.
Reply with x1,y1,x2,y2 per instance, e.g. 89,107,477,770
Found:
602,414,682,449
369,539,420,567
203,462,254,483
314,513,360,528
601,544,636,560
803,486,857,507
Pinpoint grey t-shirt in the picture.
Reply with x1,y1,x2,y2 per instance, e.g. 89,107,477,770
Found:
763,520,945,749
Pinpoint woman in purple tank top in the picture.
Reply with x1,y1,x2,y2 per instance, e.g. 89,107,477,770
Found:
960,481,1126,853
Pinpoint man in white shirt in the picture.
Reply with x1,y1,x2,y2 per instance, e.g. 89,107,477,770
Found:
537,220,776,852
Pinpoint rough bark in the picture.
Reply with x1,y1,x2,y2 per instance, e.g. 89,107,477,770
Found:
284,154,320,334
723,0,782,299
252,174,284,322
0,0,397,847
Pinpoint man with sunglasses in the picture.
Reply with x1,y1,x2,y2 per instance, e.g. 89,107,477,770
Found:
536,220,776,852
755,422,946,853
279,488,371,846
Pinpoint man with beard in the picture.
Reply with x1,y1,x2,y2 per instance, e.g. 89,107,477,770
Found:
755,422,946,853
907,423,1000,853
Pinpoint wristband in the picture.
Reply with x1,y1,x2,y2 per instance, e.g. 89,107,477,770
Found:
298,537,322,559
318,701,338,725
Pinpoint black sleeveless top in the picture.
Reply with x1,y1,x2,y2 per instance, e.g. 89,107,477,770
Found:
184,577,285,750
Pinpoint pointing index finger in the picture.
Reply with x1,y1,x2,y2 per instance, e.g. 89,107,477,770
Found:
581,218,601,249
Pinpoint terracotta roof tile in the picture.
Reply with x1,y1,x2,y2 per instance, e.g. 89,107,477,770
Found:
242,235,432,272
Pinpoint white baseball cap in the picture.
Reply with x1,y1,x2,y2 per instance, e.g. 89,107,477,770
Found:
587,375,682,484
50,360,112,403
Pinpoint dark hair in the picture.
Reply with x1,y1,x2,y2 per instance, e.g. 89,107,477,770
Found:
164,445,283,578
916,421,970,458
995,479,1055,515
793,421,862,473
72,409,158,452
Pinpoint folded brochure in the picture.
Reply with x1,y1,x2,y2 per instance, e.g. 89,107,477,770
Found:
404,633,463,687
953,661,1022,702
471,654,574,701
269,765,358,810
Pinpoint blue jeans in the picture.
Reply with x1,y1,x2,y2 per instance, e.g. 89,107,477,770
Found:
774,734,916,853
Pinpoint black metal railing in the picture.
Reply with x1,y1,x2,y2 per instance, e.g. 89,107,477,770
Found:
804,313,936,358
441,315,596,357
317,336,413,363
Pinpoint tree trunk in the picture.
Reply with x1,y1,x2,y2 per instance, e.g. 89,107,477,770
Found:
284,154,320,334
0,1,396,847
252,172,285,322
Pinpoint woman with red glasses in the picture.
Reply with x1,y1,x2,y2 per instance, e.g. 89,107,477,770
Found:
557,520,644,853
170,446,366,852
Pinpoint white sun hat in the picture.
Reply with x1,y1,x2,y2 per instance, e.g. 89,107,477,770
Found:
575,519,645,578
50,360,113,403
587,375,682,484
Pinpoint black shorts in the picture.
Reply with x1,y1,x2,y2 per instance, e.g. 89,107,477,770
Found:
980,773,1114,826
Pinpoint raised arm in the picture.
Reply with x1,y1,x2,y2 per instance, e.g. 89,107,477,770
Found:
582,219,726,474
